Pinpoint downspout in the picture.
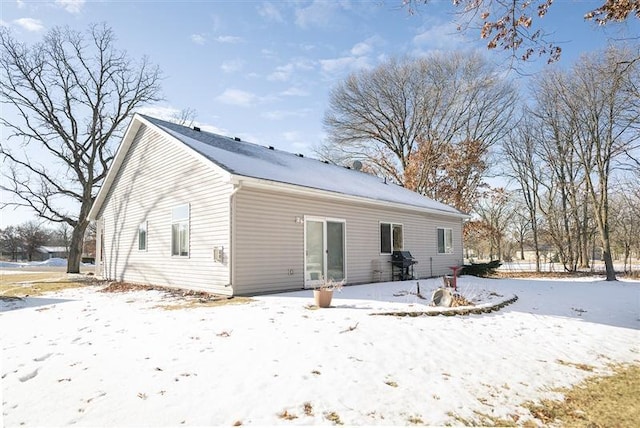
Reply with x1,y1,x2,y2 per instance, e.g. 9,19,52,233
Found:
228,181,242,293
95,219,103,278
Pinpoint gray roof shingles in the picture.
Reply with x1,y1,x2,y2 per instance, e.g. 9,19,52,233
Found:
142,115,464,216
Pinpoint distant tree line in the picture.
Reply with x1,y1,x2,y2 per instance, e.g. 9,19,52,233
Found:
466,186,640,276
0,221,95,262
499,46,639,278
322,45,639,280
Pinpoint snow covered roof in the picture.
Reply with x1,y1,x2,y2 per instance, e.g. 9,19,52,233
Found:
37,246,68,254
141,115,466,218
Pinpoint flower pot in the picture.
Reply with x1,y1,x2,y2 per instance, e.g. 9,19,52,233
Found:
313,289,333,308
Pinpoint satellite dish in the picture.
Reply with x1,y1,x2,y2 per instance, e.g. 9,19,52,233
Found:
352,160,363,171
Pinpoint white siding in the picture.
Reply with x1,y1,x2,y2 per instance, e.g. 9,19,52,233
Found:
97,124,233,294
233,186,463,295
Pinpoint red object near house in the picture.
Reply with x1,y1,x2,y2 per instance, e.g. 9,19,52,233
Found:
449,266,460,291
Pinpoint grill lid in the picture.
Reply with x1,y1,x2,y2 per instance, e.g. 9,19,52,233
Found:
392,250,414,260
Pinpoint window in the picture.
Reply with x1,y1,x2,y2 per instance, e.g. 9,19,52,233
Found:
171,204,189,257
138,221,147,251
380,222,403,254
437,227,453,254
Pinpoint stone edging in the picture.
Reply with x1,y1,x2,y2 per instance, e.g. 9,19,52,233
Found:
370,295,519,317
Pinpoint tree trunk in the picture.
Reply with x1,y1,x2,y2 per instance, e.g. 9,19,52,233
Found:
580,234,590,269
623,245,630,273
67,223,86,273
598,216,617,281
602,248,616,281
67,197,92,274
533,226,541,273
559,185,576,272
579,194,590,268
517,228,525,260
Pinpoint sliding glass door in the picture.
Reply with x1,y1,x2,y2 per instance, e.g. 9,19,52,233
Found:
304,218,345,288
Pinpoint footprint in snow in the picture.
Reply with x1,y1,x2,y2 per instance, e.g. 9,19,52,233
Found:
33,353,53,362
19,369,39,382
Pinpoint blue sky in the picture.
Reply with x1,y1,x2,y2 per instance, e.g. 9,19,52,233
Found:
0,0,638,227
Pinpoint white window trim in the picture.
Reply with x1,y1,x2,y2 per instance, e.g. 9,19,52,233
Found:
379,222,404,255
437,227,454,255
171,203,190,258
138,221,147,251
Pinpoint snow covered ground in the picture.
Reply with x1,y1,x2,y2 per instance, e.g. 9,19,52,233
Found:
0,258,71,268
2,276,638,426
498,259,640,273
0,258,95,271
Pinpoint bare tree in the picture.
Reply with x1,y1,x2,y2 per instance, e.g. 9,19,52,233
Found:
170,108,198,127
0,23,162,273
610,190,640,274
529,67,595,272
0,226,21,261
17,221,50,262
475,188,515,260
322,52,517,212
503,118,544,271
52,223,72,251
510,203,532,262
522,46,640,280
563,47,640,280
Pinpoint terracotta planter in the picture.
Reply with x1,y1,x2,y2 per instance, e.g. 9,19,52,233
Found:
313,289,333,308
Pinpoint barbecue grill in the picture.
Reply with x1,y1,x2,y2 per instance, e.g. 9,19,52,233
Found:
391,250,417,281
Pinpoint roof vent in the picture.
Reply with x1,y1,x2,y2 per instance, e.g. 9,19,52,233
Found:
268,146,274,150
193,126,201,132
234,137,241,141
297,153,304,158
352,160,363,171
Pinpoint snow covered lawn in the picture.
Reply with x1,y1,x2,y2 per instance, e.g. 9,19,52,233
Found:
2,276,638,426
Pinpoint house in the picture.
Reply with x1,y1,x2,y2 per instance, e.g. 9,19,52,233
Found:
88,114,469,295
35,246,69,261
1,245,69,262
